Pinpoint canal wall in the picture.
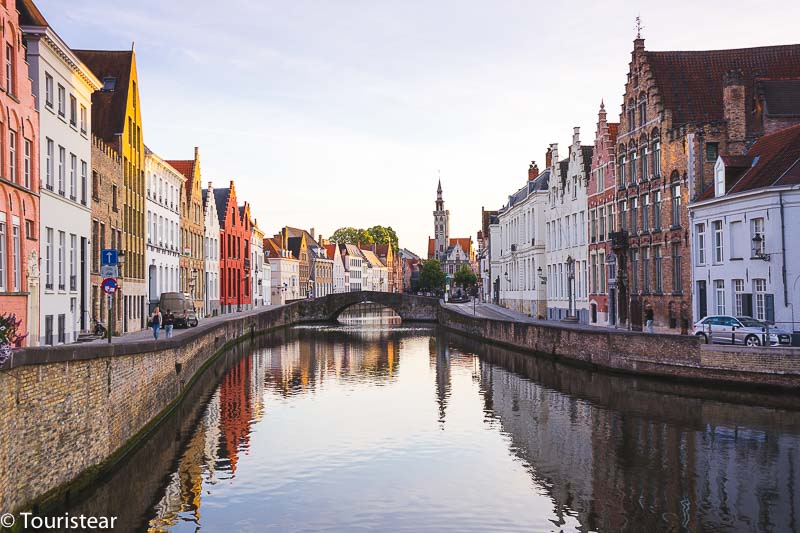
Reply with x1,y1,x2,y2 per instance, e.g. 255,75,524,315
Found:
439,306,800,389
0,304,304,515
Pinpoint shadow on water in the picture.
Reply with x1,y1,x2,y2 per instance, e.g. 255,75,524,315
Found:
49,325,800,532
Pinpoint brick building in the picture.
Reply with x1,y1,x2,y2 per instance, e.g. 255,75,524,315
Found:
587,102,619,326
611,38,800,331
167,148,205,317
0,0,40,345
213,182,250,312
89,136,123,334
76,48,147,333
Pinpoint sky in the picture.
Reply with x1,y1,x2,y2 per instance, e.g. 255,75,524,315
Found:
37,0,800,255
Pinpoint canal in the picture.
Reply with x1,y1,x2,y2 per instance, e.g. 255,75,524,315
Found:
55,307,800,532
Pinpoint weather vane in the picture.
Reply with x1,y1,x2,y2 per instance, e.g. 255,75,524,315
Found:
635,16,644,39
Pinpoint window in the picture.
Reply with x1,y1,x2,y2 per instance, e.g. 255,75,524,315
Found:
58,146,65,194
654,246,663,293
45,315,53,346
24,139,31,189
45,72,53,107
706,142,719,162
696,223,706,266
607,204,615,233
734,279,746,316
630,197,638,233
618,155,626,186
112,184,118,211
643,247,651,292
102,76,116,91
92,171,100,201
672,243,682,292
590,254,598,293
620,200,627,231
57,84,65,116
599,252,606,293
653,141,661,176
642,195,650,231
45,139,53,190
713,221,723,263
46,227,53,288
653,190,662,230
80,161,87,204
639,99,646,127
80,104,87,133
599,206,606,240
69,94,77,126
630,151,637,184
631,249,639,293
8,130,15,182
70,234,76,291
753,279,772,322
641,147,648,179
58,231,65,290
0,221,5,290
58,314,65,344
714,280,726,315
714,163,725,197
590,210,597,242
5,44,13,95
12,223,19,291
751,217,765,256
671,184,681,227
70,154,77,200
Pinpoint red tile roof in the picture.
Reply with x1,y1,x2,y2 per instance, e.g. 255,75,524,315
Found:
646,44,800,129
165,160,194,180
73,50,134,146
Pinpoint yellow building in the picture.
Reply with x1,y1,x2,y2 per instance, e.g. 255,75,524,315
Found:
76,47,147,332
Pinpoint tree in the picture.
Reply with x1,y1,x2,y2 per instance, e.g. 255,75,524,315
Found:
366,225,399,252
331,227,373,245
419,259,446,292
453,264,477,288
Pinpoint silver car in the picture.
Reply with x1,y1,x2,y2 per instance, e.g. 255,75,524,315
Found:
693,315,792,346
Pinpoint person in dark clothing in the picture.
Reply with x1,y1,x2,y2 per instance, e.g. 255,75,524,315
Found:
164,309,175,339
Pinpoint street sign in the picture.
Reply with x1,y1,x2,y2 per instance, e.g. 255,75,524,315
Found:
99,265,119,278
101,249,119,266
101,277,118,294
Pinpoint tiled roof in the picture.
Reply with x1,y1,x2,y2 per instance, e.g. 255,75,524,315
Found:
428,238,435,258
581,145,594,177
165,160,194,180
212,188,230,227
645,44,800,129
427,237,473,258
361,249,384,268
73,49,133,146
323,244,338,259
17,0,48,26
759,79,800,116
264,238,282,257
699,124,800,199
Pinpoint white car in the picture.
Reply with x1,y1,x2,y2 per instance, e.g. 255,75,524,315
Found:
692,315,792,346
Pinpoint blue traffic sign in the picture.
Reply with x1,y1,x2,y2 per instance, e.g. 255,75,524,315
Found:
101,278,118,294
101,249,119,266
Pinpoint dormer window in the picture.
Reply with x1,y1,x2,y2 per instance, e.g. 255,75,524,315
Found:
714,158,725,197
102,77,116,91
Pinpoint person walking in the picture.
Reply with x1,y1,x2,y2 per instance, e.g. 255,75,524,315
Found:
151,306,163,340
645,305,654,334
164,309,175,339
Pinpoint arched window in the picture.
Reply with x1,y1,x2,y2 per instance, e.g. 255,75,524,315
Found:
651,128,661,177
638,92,647,127
628,99,636,130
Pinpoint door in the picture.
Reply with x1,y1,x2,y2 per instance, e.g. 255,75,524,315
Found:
697,281,707,319
712,316,734,344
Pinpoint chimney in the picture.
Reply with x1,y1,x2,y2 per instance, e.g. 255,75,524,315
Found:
528,161,539,181
309,227,315,240
194,146,199,159
207,181,212,189
545,148,552,168
723,69,746,155
550,143,559,168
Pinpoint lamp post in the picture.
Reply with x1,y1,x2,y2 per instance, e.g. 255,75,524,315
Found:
308,278,314,299
537,265,547,320
563,255,578,322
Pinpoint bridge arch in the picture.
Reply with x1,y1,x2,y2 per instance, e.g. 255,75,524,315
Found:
295,291,440,322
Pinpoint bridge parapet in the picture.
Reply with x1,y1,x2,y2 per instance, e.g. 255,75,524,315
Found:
295,291,439,322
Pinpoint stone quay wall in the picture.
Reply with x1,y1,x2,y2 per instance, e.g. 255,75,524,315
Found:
439,306,800,389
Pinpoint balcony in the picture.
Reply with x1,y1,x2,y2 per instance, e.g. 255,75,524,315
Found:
609,230,629,250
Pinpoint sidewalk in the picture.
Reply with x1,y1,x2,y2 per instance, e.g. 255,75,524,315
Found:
445,300,620,332
87,305,277,344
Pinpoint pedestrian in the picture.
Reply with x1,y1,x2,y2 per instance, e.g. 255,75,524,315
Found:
645,306,654,334
151,306,162,340
164,308,175,339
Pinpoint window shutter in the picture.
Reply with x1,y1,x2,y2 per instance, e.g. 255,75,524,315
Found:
765,294,775,324
742,293,753,317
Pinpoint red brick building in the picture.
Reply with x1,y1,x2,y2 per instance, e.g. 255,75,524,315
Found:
587,102,619,326
0,2,40,344
213,182,251,313
611,38,800,331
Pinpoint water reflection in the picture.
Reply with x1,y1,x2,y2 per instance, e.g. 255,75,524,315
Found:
53,325,800,532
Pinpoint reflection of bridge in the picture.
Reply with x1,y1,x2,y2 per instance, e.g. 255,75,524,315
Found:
294,291,440,322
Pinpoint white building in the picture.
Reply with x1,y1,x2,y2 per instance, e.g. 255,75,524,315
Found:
202,182,220,316
341,244,363,291
267,251,299,304
145,149,184,311
544,131,591,322
326,244,347,293
23,19,100,344
252,223,265,307
689,125,800,333
361,248,388,292
490,163,549,316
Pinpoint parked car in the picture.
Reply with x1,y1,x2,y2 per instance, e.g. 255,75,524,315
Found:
158,292,199,328
692,315,791,346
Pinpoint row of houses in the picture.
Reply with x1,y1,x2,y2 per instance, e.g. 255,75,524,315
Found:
479,36,800,333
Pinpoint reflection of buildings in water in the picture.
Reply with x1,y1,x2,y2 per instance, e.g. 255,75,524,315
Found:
202,392,222,483
470,336,800,533
219,354,254,474
337,303,402,325
429,337,451,426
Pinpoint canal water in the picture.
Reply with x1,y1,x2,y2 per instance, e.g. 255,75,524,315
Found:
57,307,800,532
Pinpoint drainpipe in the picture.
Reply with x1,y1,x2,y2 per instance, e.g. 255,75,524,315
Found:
780,191,788,307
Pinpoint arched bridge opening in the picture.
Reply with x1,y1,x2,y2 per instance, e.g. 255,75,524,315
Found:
336,302,403,324
295,291,440,323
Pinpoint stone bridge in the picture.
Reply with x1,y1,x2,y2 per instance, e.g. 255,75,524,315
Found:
293,291,440,322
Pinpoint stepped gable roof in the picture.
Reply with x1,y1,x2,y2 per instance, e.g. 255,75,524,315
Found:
699,124,800,200
759,79,800,116
212,188,229,227
73,49,133,145
644,44,800,129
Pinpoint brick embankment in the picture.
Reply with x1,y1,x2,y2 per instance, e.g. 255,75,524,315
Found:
439,304,800,390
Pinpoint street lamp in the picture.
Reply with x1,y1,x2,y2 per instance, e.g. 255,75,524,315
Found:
537,266,547,284
308,278,314,299
564,255,577,322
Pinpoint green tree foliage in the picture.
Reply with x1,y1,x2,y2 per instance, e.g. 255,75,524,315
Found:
453,264,477,288
331,225,398,251
419,259,446,291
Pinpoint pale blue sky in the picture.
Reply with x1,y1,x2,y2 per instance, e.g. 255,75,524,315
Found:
38,0,800,254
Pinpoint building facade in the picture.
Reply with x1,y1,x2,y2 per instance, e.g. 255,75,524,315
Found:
265,237,299,304
340,243,363,292
587,102,619,326
214,183,250,313
145,149,183,312
167,148,205,316
0,1,41,346
202,181,220,316
251,221,265,307
76,48,147,333
22,8,98,344
325,243,346,293
428,181,475,273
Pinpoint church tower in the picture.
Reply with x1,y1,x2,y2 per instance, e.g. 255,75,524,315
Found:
433,180,450,261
